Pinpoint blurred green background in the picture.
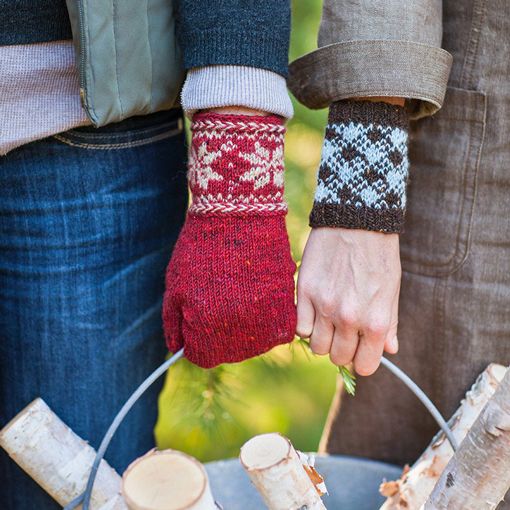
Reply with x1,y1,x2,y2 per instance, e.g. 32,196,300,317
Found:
155,0,339,462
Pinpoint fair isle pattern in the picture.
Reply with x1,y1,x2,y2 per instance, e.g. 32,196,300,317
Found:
189,201,287,214
310,101,409,233
163,112,297,368
191,118,286,134
188,113,287,215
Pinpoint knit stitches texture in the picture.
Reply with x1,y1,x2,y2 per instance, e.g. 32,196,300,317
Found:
175,0,291,76
181,65,294,119
0,0,72,45
188,113,287,216
163,112,296,368
310,100,410,233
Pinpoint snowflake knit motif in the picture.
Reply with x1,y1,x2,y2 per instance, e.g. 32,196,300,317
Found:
188,114,287,215
163,112,296,368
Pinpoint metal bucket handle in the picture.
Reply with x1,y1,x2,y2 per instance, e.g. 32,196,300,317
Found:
64,349,457,510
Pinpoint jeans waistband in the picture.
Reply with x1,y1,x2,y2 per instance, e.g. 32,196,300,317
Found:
53,109,184,150
72,109,183,135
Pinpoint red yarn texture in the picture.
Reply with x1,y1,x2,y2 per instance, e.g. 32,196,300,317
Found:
163,113,296,368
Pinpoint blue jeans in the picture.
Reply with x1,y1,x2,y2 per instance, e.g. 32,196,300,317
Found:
0,110,188,509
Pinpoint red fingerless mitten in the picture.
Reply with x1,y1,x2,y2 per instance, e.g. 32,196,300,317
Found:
163,113,296,368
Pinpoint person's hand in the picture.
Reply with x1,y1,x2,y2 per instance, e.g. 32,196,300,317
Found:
162,111,296,368
296,227,401,376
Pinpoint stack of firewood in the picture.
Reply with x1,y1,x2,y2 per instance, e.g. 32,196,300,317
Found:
1,364,509,510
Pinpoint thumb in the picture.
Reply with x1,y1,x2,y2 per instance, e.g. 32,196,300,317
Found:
162,292,184,354
296,293,315,339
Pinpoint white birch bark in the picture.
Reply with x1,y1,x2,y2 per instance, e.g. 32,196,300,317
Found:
0,398,126,509
424,366,510,510
122,449,217,510
240,432,327,510
380,364,507,510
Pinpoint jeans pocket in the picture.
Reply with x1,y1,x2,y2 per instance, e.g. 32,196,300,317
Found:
400,87,487,277
52,109,184,150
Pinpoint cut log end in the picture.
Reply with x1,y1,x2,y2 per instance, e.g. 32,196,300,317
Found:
0,397,44,441
488,363,507,383
240,433,327,510
240,432,291,470
122,449,215,510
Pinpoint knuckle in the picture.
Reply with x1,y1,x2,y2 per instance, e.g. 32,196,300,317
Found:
364,324,387,338
317,295,337,319
338,307,359,328
365,317,390,337
319,303,336,319
297,278,317,298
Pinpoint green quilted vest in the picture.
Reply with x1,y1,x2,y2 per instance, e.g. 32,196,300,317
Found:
66,0,184,126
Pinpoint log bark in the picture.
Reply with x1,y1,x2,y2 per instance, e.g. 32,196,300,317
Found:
0,398,126,509
424,366,510,510
240,432,327,510
380,364,507,510
122,449,217,510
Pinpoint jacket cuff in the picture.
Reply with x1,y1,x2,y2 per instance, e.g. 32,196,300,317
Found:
310,100,409,234
289,40,452,120
181,66,294,119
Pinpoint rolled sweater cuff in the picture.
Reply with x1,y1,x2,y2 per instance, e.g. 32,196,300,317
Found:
181,65,294,120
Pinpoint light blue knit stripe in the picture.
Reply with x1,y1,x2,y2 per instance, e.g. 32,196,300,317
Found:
315,121,409,209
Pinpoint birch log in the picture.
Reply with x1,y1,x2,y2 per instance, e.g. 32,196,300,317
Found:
424,366,510,510
380,364,507,510
240,432,327,510
0,398,126,509
122,449,217,510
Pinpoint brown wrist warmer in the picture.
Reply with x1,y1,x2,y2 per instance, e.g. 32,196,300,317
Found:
310,100,410,233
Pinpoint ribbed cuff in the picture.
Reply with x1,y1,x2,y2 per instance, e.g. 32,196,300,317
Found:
178,27,290,77
181,65,294,119
311,100,409,234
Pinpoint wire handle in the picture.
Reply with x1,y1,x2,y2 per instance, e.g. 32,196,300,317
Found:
65,351,457,509
63,348,185,510
380,357,458,451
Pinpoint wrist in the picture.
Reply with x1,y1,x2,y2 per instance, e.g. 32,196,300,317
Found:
351,96,405,107
312,226,400,248
202,106,272,116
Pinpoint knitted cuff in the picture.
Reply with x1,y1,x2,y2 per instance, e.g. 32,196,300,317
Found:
310,100,410,233
188,112,287,215
181,65,294,119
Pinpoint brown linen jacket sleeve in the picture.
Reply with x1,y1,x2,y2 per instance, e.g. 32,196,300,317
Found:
288,0,453,119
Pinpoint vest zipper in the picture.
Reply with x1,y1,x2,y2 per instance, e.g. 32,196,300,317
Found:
77,0,96,123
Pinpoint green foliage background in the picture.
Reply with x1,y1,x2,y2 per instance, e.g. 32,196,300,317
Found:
155,0,339,462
